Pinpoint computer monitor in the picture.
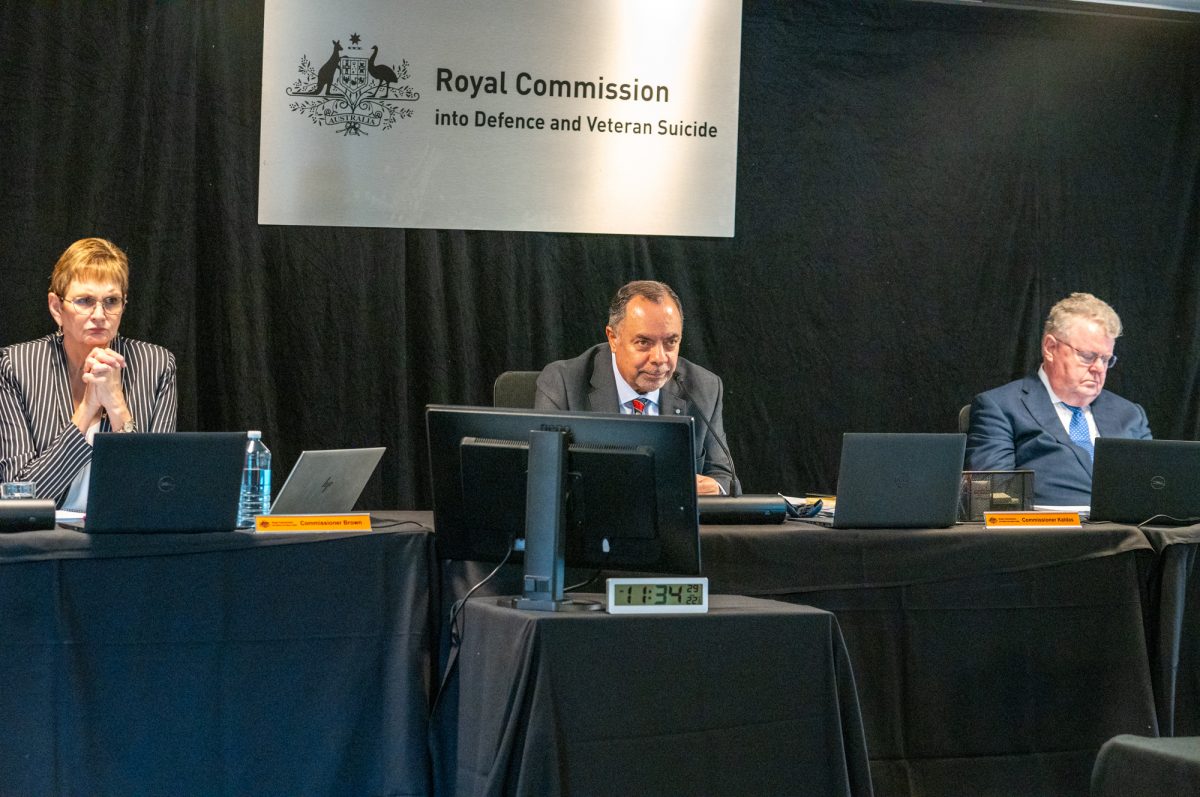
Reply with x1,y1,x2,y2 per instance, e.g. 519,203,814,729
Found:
426,405,701,610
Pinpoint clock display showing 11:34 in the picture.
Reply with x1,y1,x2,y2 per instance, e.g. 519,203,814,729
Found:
605,577,709,614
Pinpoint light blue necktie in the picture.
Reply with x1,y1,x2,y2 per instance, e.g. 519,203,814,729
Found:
1063,403,1094,461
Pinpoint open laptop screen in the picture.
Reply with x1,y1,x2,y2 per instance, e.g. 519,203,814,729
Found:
270,447,385,515
825,432,967,529
75,432,246,533
1090,438,1200,525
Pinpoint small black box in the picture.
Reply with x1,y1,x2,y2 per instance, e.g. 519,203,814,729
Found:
699,495,788,525
0,499,57,533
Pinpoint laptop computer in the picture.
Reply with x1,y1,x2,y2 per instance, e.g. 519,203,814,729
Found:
69,432,246,533
813,432,967,529
1090,438,1200,525
270,447,385,515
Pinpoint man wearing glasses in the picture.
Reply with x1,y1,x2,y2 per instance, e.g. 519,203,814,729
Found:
966,292,1150,507
0,238,177,508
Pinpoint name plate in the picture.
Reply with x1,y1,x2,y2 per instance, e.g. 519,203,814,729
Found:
984,511,1081,529
255,513,373,532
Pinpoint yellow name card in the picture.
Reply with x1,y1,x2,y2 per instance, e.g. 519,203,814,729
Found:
254,513,373,532
984,511,1081,529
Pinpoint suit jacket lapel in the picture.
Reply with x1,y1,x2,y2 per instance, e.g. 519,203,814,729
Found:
587,347,621,413
1021,373,1093,477
49,335,75,433
1090,392,1121,438
659,375,686,419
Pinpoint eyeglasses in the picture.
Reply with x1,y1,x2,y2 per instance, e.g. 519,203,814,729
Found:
1051,335,1117,369
61,295,126,316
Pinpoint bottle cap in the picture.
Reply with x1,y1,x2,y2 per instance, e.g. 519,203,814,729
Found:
248,430,262,439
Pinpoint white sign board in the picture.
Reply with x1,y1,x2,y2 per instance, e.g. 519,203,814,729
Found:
259,0,742,236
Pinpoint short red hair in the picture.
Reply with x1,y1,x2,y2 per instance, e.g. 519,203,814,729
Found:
48,238,130,297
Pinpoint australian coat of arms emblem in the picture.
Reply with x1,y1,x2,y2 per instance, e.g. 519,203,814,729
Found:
287,34,419,136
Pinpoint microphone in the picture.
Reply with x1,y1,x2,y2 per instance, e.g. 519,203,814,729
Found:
672,372,742,496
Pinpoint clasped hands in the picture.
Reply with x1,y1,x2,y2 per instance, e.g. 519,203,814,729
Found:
72,347,131,433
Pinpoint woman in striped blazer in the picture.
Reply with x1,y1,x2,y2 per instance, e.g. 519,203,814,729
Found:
0,238,177,508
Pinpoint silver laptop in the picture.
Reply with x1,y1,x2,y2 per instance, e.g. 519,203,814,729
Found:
270,447,385,514
1090,438,1200,525
813,433,967,529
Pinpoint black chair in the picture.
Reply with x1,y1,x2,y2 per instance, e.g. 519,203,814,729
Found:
958,403,972,434
493,370,540,409
1091,735,1200,797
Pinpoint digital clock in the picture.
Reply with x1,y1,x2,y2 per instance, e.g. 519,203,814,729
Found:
605,577,709,614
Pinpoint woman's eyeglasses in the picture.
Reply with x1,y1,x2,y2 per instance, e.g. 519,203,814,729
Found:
61,295,126,316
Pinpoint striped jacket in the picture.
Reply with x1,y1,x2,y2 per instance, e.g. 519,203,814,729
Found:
0,333,177,505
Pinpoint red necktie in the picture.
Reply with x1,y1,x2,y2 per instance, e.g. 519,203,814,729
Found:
630,398,646,415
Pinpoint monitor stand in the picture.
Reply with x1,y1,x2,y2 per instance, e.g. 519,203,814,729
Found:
504,428,601,612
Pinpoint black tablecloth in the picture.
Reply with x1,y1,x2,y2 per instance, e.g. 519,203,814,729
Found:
0,525,437,796
25,510,1155,797
1091,734,1200,797
431,594,872,797
703,521,1160,797
699,521,1153,594
442,520,1159,797
1139,524,1200,737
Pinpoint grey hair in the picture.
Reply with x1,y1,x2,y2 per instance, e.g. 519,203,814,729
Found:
1044,292,1122,339
607,280,683,329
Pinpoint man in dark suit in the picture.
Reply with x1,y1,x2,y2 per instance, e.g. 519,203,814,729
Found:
966,292,1150,507
534,280,736,495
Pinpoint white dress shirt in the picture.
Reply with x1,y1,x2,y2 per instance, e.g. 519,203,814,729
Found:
611,353,662,415
1037,366,1099,443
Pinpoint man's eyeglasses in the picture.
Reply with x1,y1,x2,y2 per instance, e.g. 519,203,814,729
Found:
1051,335,1117,369
61,295,127,316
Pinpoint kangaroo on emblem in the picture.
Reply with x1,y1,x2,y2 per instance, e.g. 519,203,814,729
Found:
304,40,343,95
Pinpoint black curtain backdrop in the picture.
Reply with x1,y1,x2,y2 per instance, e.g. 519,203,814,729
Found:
2,1,1198,509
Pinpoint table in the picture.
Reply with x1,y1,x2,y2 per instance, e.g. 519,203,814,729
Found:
0,523,437,796
700,521,1160,797
431,594,873,797
1139,524,1200,737
442,519,1161,797
1091,734,1200,797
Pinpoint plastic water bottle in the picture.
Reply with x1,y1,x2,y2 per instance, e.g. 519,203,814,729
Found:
237,430,272,528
